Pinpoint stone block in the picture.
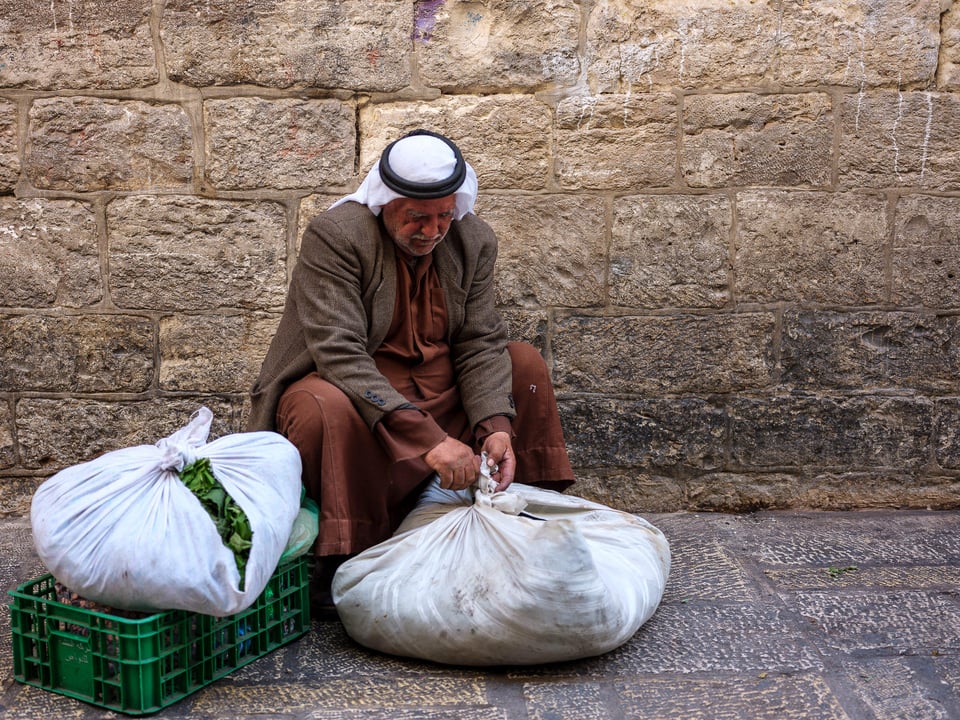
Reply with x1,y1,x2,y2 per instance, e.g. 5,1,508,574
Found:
522,683,607,720
616,674,846,718
0,479,40,516
415,0,580,91
729,395,933,470
940,660,960,715
570,470,684,514
159,313,280,392
720,509,960,567
653,518,755,602
768,565,960,592
735,191,887,304
839,91,960,191
595,603,821,674
781,310,960,393
841,657,960,720
204,98,355,191
107,196,287,312
941,677,960,719
935,399,960,469
585,0,938,90
795,590,960,654
289,619,470,680
0,100,18,192
296,193,343,257
189,677,488,715
552,313,775,394
892,195,960,308
794,472,960,510
0,402,14,470
941,5,960,89
359,97,552,190
497,306,547,353
0,198,100,308
0,0,157,89
585,0,776,90
475,194,605,307
688,470,956,512
25,98,193,191
15,398,240,471
611,194,731,308
0,314,153,393
0,521,40,596
555,94,677,190
686,472,803,512
559,396,726,471
682,93,833,188
161,0,411,91
774,0,940,87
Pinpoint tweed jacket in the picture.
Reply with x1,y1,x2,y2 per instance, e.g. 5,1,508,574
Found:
247,201,514,433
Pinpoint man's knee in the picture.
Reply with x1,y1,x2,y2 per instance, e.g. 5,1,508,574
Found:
507,341,551,386
277,375,357,443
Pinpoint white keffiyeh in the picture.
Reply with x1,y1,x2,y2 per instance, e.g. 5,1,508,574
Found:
330,132,479,220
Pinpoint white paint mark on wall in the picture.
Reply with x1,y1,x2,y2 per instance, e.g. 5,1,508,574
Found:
575,95,598,131
50,0,57,33
852,28,869,132
676,17,689,81
891,72,904,182
623,82,631,128
854,80,865,134
620,35,663,90
919,91,933,182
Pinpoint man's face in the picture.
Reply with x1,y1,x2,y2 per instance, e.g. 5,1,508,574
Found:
381,195,457,257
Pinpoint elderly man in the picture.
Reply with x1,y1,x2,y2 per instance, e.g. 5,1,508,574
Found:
248,130,574,611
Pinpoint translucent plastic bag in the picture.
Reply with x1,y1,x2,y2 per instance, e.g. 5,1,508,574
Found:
333,461,670,666
31,407,302,616
279,491,319,564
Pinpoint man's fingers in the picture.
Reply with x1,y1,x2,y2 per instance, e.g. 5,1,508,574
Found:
426,437,482,490
436,459,479,491
454,463,477,490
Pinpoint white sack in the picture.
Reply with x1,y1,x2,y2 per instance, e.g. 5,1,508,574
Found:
333,472,671,666
31,407,302,617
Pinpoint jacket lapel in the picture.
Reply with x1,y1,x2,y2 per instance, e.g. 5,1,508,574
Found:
367,227,397,352
435,231,466,336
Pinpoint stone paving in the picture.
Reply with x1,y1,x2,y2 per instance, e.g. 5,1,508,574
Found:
1,509,958,719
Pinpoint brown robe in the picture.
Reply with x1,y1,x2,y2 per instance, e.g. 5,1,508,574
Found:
277,251,573,556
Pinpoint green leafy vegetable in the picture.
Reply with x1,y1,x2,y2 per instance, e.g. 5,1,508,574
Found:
179,457,254,589
826,565,858,579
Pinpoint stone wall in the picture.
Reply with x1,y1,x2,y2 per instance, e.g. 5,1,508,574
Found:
3,0,960,515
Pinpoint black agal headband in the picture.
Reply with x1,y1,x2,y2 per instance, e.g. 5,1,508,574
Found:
378,129,467,199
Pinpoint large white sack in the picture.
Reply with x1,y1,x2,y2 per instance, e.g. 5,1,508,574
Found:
31,407,302,616
332,471,670,666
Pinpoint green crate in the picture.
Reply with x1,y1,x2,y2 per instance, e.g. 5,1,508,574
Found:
8,555,311,716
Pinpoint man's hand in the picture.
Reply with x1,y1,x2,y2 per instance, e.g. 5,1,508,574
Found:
480,431,516,492
424,436,480,490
